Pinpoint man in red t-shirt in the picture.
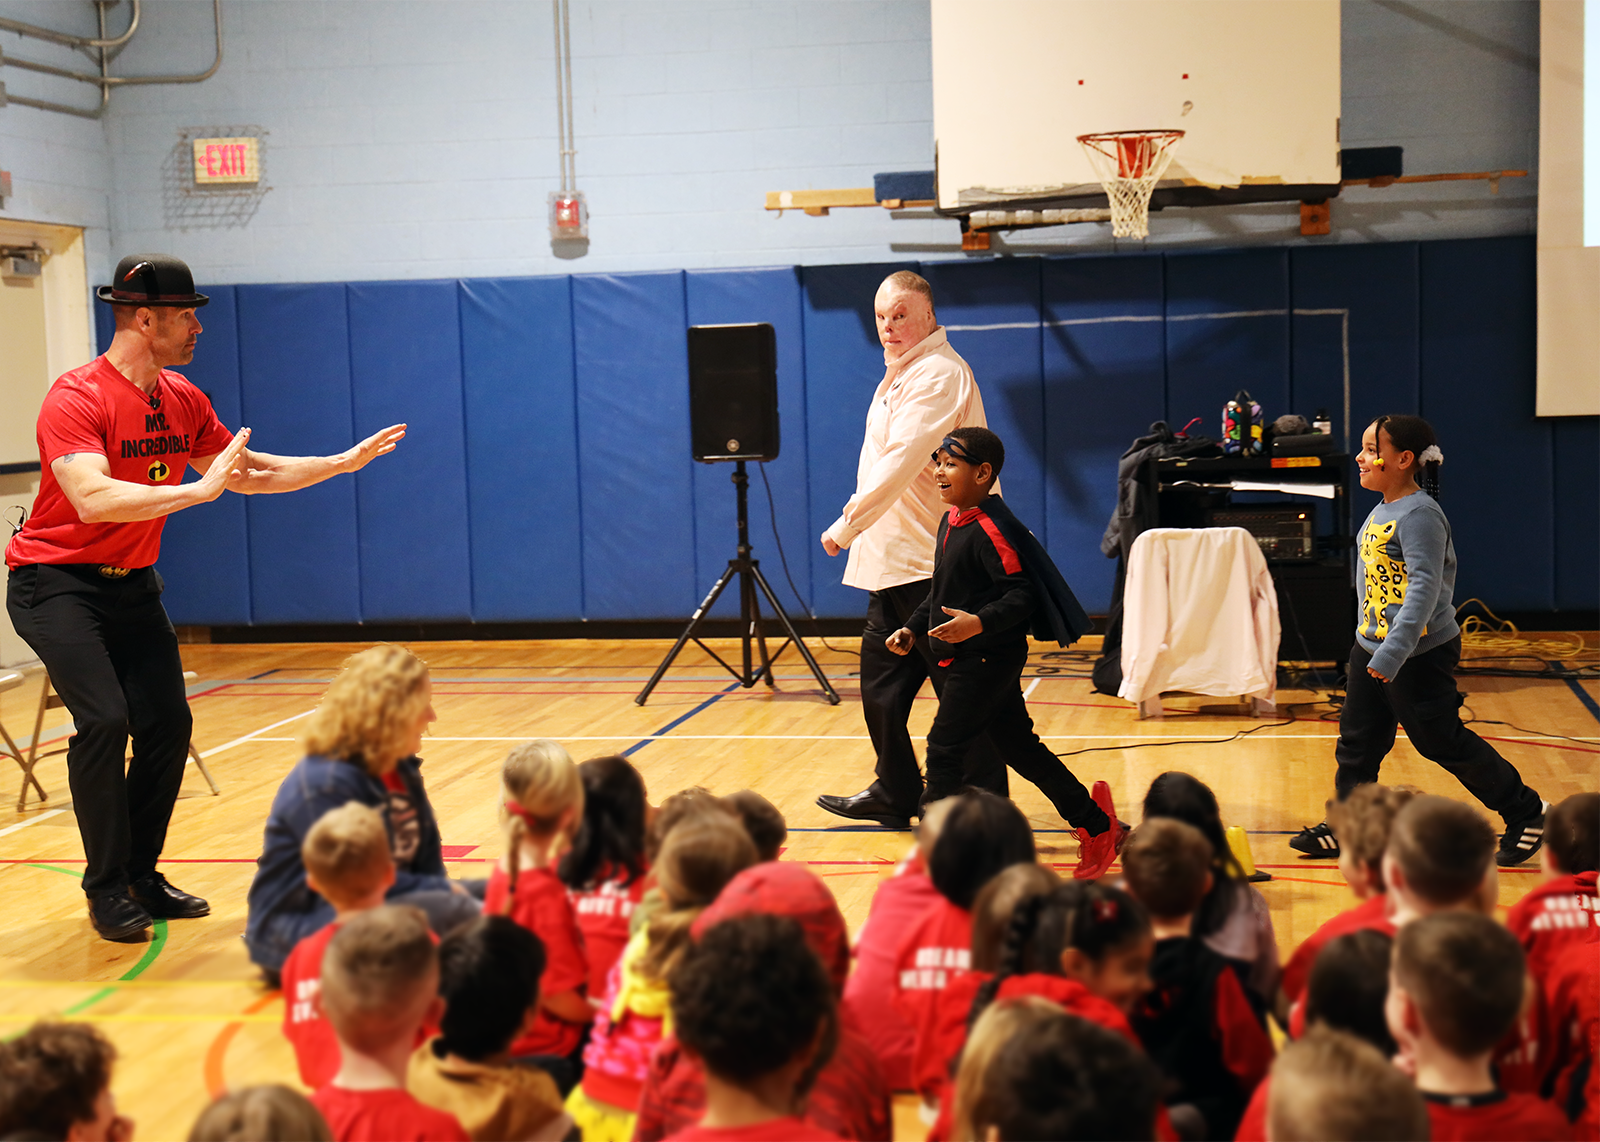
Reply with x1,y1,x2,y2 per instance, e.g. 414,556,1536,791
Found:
5,253,406,942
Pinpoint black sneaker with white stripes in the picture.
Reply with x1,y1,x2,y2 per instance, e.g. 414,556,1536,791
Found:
1497,800,1549,867
1289,821,1340,859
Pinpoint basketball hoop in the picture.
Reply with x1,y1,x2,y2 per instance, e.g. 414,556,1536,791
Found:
1077,129,1185,239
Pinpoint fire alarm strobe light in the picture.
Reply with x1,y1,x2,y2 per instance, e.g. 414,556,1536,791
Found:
549,191,588,240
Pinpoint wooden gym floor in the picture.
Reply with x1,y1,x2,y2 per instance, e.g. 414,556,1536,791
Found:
1,635,1596,1139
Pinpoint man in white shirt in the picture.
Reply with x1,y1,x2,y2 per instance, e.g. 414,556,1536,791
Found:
816,271,1006,828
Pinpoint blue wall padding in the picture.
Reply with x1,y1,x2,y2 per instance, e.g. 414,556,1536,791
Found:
1041,255,1167,613
1165,250,1291,432
458,277,584,621
571,272,698,619
1419,238,1551,610
799,262,919,619
93,304,113,355
346,281,474,622
684,267,812,621
921,259,1046,541
1552,417,1600,611
135,237,1594,627
155,285,252,625
237,283,363,624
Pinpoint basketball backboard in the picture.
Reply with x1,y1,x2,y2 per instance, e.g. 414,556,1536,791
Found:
931,0,1342,213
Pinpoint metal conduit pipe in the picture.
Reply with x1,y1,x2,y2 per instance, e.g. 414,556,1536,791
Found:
0,0,140,51
0,0,219,117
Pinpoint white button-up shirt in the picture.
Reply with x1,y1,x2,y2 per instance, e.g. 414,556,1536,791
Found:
825,326,992,592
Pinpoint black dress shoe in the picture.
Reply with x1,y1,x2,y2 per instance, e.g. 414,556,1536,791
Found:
128,871,211,919
89,892,153,942
816,788,915,830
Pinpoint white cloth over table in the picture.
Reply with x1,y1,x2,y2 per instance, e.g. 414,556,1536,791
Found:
1118,527,1281,710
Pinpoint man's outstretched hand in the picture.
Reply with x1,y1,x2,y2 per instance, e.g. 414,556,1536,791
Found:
335,424,407,474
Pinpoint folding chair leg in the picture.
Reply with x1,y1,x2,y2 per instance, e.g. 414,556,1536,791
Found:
3,721,48,811
188,742,220,795
1138,696,1164,720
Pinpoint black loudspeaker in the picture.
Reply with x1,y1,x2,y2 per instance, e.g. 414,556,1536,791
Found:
688,323,779,462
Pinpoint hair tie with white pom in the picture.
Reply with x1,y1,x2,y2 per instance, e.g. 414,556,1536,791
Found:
1419,445,1443,466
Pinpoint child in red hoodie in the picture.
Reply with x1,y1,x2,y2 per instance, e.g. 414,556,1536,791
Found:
483,740,592,1093
1506,793,1598,983
1388,911,1571,1141
280,801,398,1089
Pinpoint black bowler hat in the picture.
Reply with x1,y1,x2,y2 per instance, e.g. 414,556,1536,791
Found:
96,253,210,308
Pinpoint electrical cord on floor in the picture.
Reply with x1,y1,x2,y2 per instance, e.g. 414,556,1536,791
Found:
758,462,860,660
1459,703,1600,748
1048,699,1339,761
1454,598,1597,678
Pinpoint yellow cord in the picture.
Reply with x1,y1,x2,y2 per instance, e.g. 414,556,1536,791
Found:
1456,598,1595,662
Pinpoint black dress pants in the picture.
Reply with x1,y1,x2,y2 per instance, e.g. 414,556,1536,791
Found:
922,639,1104,831
1334,636,1541,823
6,564,192,897
860,579,1007,813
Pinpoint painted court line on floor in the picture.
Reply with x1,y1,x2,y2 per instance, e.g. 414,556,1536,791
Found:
0,809,67,838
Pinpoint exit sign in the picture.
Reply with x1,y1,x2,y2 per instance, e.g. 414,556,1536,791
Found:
192,137,260,185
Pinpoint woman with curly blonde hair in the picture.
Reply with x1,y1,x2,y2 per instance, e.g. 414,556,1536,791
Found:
244,645,480,982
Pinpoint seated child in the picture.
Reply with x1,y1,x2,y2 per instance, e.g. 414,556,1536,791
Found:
483,740,592,1091
1280,783,1416,1010
0,1021,133,1141
1506,792,1598,982
949,997,1062,1142
1121,818,1274,1141
840,796,952,1090
1265,1028,1427,1142
891,790,1036,1032
310,906,468,1142
189,1084,332,1142
960,1005,1162,1142
568,816,757,1142
663,913,842,1141
1388,911,1571,1141
634,862,890,1142
720,789,787,862
1544,928,1599,1140
1237,929,1398,1140
883,426,1122,876
408,916,572,1142
1382,796,1498,926
282,801,398,1088
1143,772,1280,1010
559,755,651,999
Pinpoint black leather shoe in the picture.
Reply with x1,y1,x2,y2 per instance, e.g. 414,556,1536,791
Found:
88,892,154,942
816,788,915,830
129,871,211,919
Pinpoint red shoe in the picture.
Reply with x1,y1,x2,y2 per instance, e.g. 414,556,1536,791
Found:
1075,782,1126,881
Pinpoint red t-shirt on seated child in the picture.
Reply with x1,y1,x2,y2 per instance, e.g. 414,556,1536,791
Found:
665,1116,842,1141
568,862,648,998
1423,1090,1572,1142
484,864,590,1057
310,1086,469,1142
891,896,972,1033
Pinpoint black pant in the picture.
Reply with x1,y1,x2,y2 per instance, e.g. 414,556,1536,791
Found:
860,580,1007,812
1335,636,1541,824
6,564,192,898
922,639,1105,830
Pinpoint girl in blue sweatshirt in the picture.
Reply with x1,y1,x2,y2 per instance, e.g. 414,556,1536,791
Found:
1292,415,1547,867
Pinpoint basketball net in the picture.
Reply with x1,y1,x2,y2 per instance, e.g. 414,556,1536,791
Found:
1077,130,1185,239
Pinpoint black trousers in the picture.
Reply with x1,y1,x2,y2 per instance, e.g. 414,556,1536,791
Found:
1335,636,1541,823
6,564,192,898
922,639,1105,831
860,579,1007,813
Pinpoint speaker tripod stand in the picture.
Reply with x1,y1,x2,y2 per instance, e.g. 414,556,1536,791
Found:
636,462,839,707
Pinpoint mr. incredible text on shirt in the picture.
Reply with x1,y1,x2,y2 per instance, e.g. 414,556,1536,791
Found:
5,356,233,570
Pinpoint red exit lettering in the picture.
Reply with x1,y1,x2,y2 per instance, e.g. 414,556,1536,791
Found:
203,143,248,178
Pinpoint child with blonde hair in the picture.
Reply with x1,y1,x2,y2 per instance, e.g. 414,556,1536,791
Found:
188,1084,332,1142
310,906,467,1142
1266,1028,1426,1142
281,801,399,1088
483,739,591,1092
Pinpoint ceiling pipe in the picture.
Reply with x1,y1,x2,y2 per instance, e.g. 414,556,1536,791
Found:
0,0,140,52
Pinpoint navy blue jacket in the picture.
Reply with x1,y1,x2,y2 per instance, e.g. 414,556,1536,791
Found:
244,753,450,970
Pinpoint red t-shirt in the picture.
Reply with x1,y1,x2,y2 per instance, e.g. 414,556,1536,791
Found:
484,865,590,1057
1507,872,1599,983
568,864,648,998
1234,1075,1270,1142
5,356,233,569
1423,1090,1572,1142
281,923,343,1089
891,897,972,1034
1545,932,1599,1138
840,854,941,1091
664,1116,843,1141
309,1086,469,1142
1281,894,1394,1004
